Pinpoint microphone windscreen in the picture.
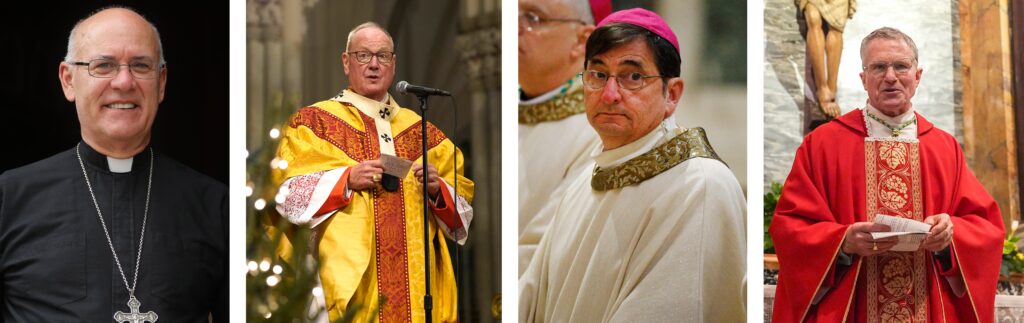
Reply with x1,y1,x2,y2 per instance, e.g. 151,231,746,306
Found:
396,81,409,94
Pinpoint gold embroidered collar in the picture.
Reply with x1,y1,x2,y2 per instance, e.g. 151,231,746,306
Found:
518,87,585,124
591,127,725,191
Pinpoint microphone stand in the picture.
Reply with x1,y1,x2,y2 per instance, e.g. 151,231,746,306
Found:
416,94,433,323
404,83,457,323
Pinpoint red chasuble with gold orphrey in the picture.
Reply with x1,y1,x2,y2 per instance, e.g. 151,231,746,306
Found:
770,110,1003,323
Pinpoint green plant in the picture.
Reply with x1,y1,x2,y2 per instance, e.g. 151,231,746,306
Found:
1003,221,1024,276
764,181,783,254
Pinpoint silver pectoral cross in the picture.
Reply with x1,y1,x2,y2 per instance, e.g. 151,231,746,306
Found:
114,295,158,323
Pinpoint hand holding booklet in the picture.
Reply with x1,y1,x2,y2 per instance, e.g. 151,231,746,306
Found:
870,214,932,252
381,154,414,178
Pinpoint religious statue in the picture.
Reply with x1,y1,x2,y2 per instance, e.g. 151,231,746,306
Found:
797,0,856,119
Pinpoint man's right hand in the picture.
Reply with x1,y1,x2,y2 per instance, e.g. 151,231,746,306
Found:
348,160,384,191
842,222,899,257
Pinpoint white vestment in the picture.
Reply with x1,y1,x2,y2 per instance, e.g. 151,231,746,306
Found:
518,82,600,275
519,118,746,322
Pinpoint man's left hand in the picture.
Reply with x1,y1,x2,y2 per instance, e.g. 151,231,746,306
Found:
922,213,953,252
411,163,441,198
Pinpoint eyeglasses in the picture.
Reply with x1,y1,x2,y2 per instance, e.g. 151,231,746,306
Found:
348,51,395,65
519,11,584,32
67,58,164,79
580,70,664,91
863,59,916,76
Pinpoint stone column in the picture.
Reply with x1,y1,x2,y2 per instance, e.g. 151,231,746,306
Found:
454,0,502,320
246,0,283,151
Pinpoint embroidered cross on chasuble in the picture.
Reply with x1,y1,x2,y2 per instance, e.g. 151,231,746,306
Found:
864,138,928,322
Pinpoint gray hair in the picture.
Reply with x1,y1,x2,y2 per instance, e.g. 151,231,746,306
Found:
566,0,595,25
345,22,395,52
64,6,166,66
859,27,919,64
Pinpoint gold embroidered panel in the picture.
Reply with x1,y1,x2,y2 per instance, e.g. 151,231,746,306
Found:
360,113,412,323
864,139,927,323
591,127,724,191
518,88,586,124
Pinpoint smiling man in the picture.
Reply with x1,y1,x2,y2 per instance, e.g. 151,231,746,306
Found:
518,8,745,322
0,7,227,322
770,27,1004,322
269,22,474,323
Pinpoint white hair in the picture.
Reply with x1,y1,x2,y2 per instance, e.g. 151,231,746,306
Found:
859,27,919,64
345,21,395,52
64,6,166,66
565,0,595,25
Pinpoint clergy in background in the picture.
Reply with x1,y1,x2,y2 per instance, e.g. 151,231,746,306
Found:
518,0,608,275
0,7,227,322
269,22,474,323
519,8,746,322
770,27,1004,322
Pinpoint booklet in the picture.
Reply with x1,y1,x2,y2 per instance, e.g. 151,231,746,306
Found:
870,214,931,252
381,154,414,179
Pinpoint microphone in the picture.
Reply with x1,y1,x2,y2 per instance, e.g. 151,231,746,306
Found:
397,81,451,97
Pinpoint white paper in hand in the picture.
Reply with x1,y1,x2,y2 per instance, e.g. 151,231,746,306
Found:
381,154,414,178
871,214,931,251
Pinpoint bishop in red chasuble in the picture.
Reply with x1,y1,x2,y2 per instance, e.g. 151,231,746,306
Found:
770,108,1004,322
770,27,1004,323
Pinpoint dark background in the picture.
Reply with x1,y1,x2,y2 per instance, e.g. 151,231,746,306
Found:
0,1,228,184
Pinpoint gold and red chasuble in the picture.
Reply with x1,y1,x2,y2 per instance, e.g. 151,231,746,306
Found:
863,138,927,322
365,109,451,323
270,88,472,323
332,91,413,323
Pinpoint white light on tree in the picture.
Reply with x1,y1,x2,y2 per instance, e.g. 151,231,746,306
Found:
273,265,283,274
260,259,271,272
255,199,266,210
269,128,281,139
266,275,280,286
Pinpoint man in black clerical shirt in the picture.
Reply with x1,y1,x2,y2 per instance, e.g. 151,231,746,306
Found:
0,7,227,322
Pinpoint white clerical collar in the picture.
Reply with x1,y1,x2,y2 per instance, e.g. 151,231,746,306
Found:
332,89,400,121
864,104,917,139
594,115,682,168
107,156,133,173
520,79,579,105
